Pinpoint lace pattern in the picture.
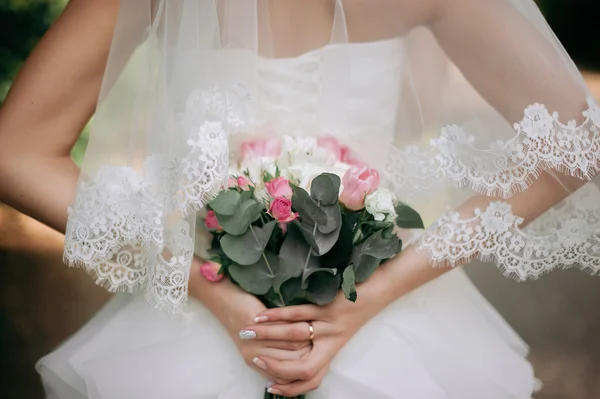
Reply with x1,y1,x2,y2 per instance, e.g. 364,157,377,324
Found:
386,97,600,199
65,79,600,310
64,85,248,312
418,184,600,279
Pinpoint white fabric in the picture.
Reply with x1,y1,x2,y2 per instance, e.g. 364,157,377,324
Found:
62,0,600,313
38,269,536,399
42,39,539,398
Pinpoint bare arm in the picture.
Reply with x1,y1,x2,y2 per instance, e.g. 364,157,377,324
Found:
0,0,120,233
382,0,591,299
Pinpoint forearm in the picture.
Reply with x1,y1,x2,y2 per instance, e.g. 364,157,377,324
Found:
363,171,574,310
188,257,260,335
0,156,78,234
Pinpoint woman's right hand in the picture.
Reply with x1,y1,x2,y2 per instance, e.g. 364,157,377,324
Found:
188,257,311,383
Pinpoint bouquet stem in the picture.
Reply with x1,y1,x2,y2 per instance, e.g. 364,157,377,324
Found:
264,389,305,399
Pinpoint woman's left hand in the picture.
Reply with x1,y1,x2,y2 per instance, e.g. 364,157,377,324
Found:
240,287,387,397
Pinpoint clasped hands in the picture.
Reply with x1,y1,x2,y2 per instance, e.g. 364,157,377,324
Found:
235,291,375,397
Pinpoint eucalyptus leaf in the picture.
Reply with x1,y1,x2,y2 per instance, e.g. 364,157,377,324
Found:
279,277,308,306
306,272,342,306
216,198,264,235
310,173,340,206
350,246,381,283
395,203,425,229
301,264,337,290
278,223,337,290
362,230,401,259
208,190,241,216
261,288,285,308
228,251,277,295
341,266,357,302
361,220,394,234
220,222,276,265
276,224,311,293
320,212,357,269
292,185,327,225
317,204,341,234
295,219,341,255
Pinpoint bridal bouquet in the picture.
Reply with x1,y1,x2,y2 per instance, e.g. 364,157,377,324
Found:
200,136,423,398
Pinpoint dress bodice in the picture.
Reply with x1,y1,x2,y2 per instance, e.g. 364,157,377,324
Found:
229,38,406,170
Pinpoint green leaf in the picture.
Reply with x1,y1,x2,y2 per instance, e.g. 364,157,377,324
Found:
395,203,425,229
295,219,341,255
362,230,401,259
276,224,310,293
263,170,274,183
220,222,276,265
261,289,286,308
216,197,264,235
301,264,337,290
349,241,382,283
278,223,337,290
279,277,308,306
306,272,342,306
310,173,340,206
292,185,327,225
320,212,358,269
361,220,394,233
208,190,241,216
228,251,277,295
317,204,341,234
341,267,357,302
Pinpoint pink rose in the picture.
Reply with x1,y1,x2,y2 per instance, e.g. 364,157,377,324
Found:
199,260,224,282
268,197,298,223
204,210,222,231
227,177,237,188
340,152,365,167
317,137,348,161
240,138,281,162
339,166,380,211
265,177,293,199
317,136,363,166
236,176,252,191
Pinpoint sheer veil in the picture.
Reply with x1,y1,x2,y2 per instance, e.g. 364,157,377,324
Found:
64,0,600,312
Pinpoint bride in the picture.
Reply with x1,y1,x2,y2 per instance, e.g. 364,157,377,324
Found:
1,0,600,398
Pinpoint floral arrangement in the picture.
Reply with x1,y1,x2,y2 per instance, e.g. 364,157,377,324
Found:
200,135,423,306
200,135,423,398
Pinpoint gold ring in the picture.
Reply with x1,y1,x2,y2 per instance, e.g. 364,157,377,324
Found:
307,322,315,340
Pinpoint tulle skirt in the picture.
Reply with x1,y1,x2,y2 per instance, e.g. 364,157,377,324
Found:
37,268,536,399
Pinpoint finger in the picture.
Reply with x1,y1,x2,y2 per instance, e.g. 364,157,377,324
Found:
240,322,313,342
252,345,311,361
253,349,327,381
254,304,321,323
264,339,312,351
267,366,328,397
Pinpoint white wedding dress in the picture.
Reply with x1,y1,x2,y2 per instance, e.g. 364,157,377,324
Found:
38,39,537,399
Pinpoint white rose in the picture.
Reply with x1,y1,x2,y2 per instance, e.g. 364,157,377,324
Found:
241,157,277,184
365,188,397,222
279,136,335,167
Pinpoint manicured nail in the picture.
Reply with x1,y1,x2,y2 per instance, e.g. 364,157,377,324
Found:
252,357,267,370
254,315,269,323
267,387,282,395
239,330,257,340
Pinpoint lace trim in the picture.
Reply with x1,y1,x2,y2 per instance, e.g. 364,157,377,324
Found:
64,85,248,312
386,97,600,199
418,184,600,279
63,162,195,312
